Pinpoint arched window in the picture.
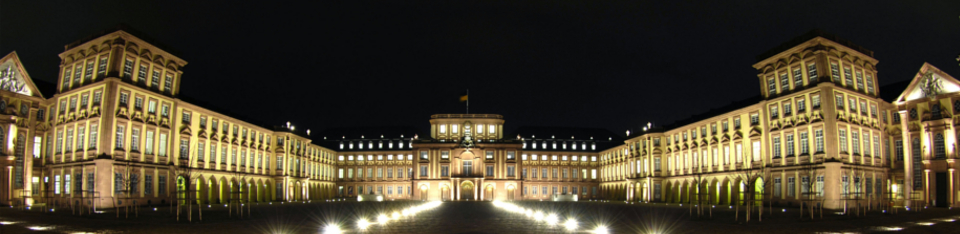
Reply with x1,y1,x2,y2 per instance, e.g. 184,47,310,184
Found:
935,134,946,159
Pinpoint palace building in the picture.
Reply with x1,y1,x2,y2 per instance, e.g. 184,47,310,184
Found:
0,27,957,210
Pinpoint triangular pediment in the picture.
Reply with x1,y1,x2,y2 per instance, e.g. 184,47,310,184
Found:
0,52,45,98
896,63,960,103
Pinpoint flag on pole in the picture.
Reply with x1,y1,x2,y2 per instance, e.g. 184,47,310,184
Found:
459,92,468,102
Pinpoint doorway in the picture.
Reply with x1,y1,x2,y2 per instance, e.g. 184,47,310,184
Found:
461,182,475,200
936,172,947,207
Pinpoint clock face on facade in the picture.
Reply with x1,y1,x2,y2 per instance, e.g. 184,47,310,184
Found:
910,108,917,119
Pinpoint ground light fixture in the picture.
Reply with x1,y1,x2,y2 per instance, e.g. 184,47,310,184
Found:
492,201,591,233
356,219,370,229
564,219,578,231
593,225,609,234
322,224,342,234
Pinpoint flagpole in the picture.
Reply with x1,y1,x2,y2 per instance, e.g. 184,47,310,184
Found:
466,89,469,114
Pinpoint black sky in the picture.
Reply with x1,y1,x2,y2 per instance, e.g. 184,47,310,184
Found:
2,0,959,136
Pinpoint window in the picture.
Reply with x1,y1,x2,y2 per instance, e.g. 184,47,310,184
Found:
851,131,859,154
486,151,494,159
72,64,83,86
164,75,173,92
179,139,189,159
848,98,857,112
842,175,849,196
532,169,537,178
800,132,809,155
815,129,824,153
838,129,847,153
182,112,191,124
807,62,818,83
784,177,796,197
489,124,495,133
774,178,782,197
866,75,875,94
734,118,741,128
147,100,156,114
151,70,161,87
439,124,446,134
97,57,108,77
158,133,167,156
50,175,63,195
507,151,515,160
772,137,781,158
486,165,493,176
835,95,844,109
786,134,794,156
88,124,98,149
441,166,449,177
811,95,821,108
115,125,125,149
816,175,825,197
784,103,792,115
477,124,483,134
793,68,803,87
935,133,946,159
843,67,854,86
123,59,134,78
161,105,169,117
591,169,597,179
895,140,904,161
801,176,810,195
65,129,74,152
158,175,166,195
441,151,449,159
61,69,71,88
767,78,777,94
145,175,153,195
747,141,760,162
780,73,789,90
829,63,841,82
750,114,759,125
864,133,871,156
855,71,864,91
542,168,548,178
137,64,148,83
131,128,139,151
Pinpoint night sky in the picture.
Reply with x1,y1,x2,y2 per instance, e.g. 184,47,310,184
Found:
2,1,959,136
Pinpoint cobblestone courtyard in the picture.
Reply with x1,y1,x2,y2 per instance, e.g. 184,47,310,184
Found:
1,201,960,233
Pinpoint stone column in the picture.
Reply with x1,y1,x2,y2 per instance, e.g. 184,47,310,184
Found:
900,110,912,207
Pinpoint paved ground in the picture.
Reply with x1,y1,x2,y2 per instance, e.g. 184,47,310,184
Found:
1,200,960,233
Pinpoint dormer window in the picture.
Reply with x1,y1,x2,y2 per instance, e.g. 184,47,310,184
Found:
388,141,393,149
552,141,557,149
542,141,546,149
532,141,537,149
378,141,383,149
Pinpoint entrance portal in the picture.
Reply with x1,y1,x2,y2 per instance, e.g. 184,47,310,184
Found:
461,182,475,200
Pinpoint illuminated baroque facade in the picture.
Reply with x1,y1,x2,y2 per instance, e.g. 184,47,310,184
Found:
1,28,958,210
599,31,959,209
